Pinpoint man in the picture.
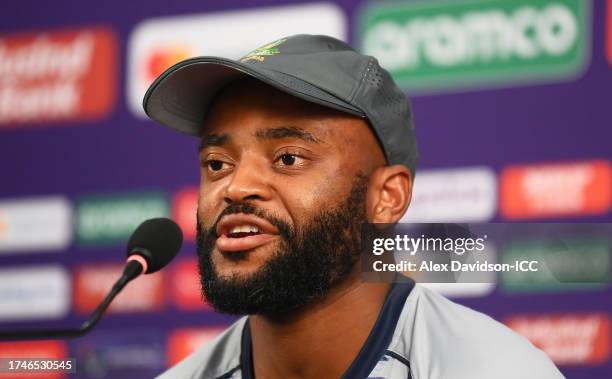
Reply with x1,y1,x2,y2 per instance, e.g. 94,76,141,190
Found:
144,35,563,378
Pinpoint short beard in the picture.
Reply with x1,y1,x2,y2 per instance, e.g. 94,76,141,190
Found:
196,173,369,318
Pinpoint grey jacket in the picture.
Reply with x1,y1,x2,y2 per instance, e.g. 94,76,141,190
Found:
157,281,564,378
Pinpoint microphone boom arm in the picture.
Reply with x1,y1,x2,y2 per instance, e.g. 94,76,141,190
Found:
0,260,143,341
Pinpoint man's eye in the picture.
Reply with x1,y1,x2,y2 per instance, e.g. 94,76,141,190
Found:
280,154,297,166
207,160,225,171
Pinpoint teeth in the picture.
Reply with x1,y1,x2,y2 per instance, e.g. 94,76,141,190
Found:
229,225,259,234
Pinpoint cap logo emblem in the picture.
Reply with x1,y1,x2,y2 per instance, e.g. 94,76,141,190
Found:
240,38,286,62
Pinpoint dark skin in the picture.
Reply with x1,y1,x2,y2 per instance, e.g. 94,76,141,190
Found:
198,78,413,378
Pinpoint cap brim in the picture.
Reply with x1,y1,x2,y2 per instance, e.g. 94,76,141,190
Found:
143,57,365,136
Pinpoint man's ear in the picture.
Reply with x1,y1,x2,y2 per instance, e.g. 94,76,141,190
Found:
366,165,413,223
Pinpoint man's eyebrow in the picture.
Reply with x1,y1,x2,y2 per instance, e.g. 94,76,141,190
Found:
254,126,321,143
199,133,231,151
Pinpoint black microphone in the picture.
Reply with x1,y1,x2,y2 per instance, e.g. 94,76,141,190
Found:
0,217,183,340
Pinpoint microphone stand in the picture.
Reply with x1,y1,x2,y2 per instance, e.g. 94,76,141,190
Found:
0,260,143,340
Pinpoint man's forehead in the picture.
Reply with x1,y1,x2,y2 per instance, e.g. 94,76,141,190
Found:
199,125,324,151
199,78,382,161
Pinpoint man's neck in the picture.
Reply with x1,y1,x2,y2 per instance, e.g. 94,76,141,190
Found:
249,271,392,379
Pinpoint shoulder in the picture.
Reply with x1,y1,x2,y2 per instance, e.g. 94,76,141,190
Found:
390,284,564,379
156,317,246,379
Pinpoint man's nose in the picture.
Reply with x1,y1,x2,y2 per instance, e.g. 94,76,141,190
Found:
223,157,272,203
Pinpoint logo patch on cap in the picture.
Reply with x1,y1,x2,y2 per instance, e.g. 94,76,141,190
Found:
240,38,286,62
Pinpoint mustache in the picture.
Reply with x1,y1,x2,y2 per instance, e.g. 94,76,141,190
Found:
201,202,292,239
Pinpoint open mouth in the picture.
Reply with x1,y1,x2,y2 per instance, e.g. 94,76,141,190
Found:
215,214,280,252
227,225,261,239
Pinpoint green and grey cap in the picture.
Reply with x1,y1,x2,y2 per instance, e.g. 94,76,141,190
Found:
143,34,418,173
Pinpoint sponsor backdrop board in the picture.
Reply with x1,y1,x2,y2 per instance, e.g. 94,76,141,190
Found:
0,0,610,377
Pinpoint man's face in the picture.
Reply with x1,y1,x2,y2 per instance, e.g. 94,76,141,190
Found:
196,78,385,316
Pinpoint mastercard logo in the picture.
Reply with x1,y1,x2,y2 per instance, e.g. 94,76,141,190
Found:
145,46,191,82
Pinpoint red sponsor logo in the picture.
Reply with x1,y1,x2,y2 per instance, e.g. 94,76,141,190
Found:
0,27,116,126
74,263,165,313
500,160,611,219
506,313,611,365
171,258,210,310
172,187,199,242
167,327,225,366
0,340,67,379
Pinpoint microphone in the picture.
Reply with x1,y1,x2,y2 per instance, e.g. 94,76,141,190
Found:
0,217,183,340
127,217,183,274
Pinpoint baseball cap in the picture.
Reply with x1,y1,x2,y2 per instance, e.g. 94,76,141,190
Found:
143,34,418,173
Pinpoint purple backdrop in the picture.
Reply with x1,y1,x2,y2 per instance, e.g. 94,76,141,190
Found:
0,0,610,378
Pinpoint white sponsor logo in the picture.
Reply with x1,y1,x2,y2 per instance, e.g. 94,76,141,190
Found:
401,167,496,222
0,265,70,320
127,2,346,117
0,196,72,253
